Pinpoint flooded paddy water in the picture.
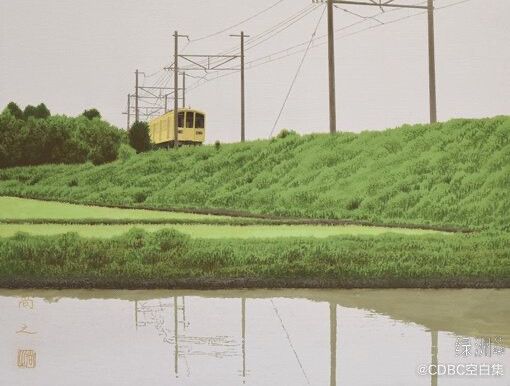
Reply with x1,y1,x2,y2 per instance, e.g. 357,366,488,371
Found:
1,289,509,385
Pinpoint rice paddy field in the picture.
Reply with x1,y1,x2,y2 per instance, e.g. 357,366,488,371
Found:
0,197,439,238
0,196,224,221
1,195,508,289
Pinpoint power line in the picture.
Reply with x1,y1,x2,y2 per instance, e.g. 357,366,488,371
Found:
270,5,327,138
202,4,320,68
242,4,322,53
187,0,286,45
185,0,475,96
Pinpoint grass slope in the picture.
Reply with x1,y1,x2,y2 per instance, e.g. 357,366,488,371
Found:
0,117,508,231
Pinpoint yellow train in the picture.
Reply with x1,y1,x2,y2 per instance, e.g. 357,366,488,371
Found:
148,108,206,147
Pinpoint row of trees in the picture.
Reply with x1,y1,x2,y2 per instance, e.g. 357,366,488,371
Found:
6,102,102,122
6,102,51,121
1,102,126,168
2,102,158,168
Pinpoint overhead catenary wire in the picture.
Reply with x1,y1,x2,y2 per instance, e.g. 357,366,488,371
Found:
187,0,287,45
185,0,475,94
186,2,405,90
269,5,327,138
196,3,321,69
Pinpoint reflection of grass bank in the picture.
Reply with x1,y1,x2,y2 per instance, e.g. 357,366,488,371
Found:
1,229,508,289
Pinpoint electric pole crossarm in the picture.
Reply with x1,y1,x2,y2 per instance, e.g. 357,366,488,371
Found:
210,56,238,70
139,86,182,90
180,56,207,70
167,54,242,72
178,54,240,58
331,0,428,9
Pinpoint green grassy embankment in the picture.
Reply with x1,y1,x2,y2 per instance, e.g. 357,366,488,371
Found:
0,116,509,288
1,116,509,231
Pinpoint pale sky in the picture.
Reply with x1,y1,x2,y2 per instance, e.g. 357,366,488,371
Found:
1,0,509,143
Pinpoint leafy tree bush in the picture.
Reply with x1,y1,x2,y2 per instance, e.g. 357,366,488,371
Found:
82,108,101,120
23,105,38,120
4,102,23,120
128,121,151,153
0,105,126,168
22,103,50,120
34,103,51,119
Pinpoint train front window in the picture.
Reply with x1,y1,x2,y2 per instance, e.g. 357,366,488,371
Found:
186,112,194,128
178,112,184,128
195,113,205,129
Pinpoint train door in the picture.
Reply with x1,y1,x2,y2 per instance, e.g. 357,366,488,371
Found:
186,112,194,142
195,112,205,142
177,112,185,142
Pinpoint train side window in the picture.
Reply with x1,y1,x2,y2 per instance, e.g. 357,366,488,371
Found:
178,112,184,128
186,112,194,128
195,113,205,129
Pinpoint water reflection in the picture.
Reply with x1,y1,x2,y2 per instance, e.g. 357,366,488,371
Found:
1,289,509,385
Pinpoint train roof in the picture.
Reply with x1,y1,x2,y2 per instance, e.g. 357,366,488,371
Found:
161,108,206,117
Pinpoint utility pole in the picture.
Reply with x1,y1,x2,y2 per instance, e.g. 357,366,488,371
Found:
182,72,186,108
135,69,139,122
173,32,189,148
330,302,337,386
174,32,179,147
427,0,437,123
165,94,168,113
127,94,131,130
328,0,434,125
327,0,337,134
231,31,250,142
241,297,246,381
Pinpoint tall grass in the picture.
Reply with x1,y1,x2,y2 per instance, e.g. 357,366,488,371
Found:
0,117,509,231
0,229,508,287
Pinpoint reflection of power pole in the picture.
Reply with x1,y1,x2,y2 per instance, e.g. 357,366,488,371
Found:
431,331,438,386
230,31,250,142
330,302,336,386
182,296,186,330
135,300,138,330
242,297,246,382
174,296,179,378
